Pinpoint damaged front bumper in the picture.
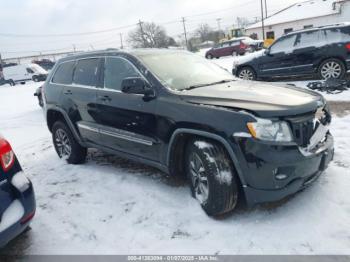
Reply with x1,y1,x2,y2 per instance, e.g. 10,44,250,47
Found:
233,132,334,206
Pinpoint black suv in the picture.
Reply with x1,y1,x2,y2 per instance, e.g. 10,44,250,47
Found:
233,23,350,80
43,49,334,216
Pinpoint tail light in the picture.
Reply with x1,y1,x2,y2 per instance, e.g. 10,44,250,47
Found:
240,41,248,49
0,136,15,172
346,43,350,51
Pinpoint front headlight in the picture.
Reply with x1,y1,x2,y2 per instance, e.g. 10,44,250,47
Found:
247,117,293,142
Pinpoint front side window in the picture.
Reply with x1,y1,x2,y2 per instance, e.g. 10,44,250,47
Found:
104,57,141,91
26,68,34,74
52,61,75,84
269,34,297,54
136,51,235,91
73,58,99,86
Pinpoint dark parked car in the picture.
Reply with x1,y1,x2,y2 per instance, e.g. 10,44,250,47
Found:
233,23,350,80
32,59,55,72
205,37,253,59
0,135,35,247
44,49,334,216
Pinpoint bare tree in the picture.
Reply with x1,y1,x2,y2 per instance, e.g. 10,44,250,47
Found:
128,22,174,48
196,24,212,42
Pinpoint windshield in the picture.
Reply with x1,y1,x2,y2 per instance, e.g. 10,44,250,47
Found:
136,51,235,91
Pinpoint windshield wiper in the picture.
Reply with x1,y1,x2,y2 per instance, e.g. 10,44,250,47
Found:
183,79,235,91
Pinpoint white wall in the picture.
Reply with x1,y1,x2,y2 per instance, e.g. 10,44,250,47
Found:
246,1,350,40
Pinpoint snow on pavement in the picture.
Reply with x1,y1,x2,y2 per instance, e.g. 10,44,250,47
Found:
0,80,350,255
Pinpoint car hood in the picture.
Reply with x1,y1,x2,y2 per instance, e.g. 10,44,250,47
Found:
179,80,323,118
233,50,265,66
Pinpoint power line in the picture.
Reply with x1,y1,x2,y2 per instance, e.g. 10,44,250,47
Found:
0,24,137,38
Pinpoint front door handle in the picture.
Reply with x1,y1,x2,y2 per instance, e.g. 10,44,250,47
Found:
98,95,112,102
64,90,72,95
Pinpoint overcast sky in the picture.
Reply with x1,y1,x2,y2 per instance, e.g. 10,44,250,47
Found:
0,0,300,58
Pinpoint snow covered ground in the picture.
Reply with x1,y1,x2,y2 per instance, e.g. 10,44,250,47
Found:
1,72,350,255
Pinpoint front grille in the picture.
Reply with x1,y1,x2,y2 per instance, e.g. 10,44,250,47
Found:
287,114,315,147
285,106,331,147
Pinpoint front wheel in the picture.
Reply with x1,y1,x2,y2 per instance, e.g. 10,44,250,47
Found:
206,54,213,59
237,67,256,80
318,58,346,80
32,76,39,82
185,139,239,216
52,121,87,164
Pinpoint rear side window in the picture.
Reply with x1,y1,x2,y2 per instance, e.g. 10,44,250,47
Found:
104,57,141,91
52,61,75,84
73,58,99,86
295,30,326,49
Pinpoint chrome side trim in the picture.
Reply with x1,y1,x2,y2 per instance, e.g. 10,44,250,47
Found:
100,129,153,146
77,123,99,133
261,64,313,72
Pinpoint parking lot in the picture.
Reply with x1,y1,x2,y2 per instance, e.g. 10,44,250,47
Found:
0,71,350,254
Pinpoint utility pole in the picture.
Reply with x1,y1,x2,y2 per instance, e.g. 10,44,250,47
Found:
119,33,124,49
264,0,268,18
260,0,265,40
182,17,188,50
216,18,222,31
72,44,76,53
138,20,147,47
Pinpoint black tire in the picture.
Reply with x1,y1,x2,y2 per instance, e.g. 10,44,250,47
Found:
318,58,346,80
237,66,257,81
185,138,239,216
206,54,213,59
52,121,87,164
32,76,39,82
9,79,15,86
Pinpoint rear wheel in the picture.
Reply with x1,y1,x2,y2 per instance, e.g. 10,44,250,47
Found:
32,76,39,82
232,51,237,56
237,67,256,80
52,121,87,164
185,139,239,216
318,58,346,79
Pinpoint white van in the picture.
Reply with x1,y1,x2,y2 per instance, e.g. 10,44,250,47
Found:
3,63,48,83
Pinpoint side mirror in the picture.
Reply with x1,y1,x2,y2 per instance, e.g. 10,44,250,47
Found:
121,77,154,97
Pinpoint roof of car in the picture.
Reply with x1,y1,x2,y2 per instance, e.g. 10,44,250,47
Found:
58,48,190,62
284,22,350,36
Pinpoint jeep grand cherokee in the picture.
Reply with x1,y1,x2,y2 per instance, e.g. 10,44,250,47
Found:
43,49,334,216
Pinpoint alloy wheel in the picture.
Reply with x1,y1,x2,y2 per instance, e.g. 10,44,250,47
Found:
55,128,72,159
239,69,254,80
321,61,342,79
189,152,209,204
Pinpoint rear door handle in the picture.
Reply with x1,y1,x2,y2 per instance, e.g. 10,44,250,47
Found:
64,90,72,95
98,95,112,102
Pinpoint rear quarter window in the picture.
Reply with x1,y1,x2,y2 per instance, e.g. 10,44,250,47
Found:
52,61,75,84
324,27,350,43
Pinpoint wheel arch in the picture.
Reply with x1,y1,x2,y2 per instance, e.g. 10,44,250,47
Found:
46,107,84,145
166,128,247,186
